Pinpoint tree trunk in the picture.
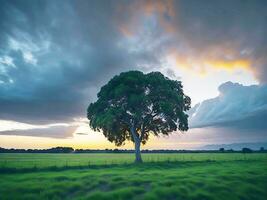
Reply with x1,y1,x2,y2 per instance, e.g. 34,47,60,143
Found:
134,139,142,163
130,124,143,163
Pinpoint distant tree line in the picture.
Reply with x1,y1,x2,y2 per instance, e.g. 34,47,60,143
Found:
0,147,266,153
0,147,74,153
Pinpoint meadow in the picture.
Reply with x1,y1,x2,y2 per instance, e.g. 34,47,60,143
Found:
0,153,266,200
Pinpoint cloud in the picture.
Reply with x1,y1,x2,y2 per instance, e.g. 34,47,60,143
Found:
0,0,266,139
189,82,267,131
117,0,267,82
171,0,267,83
0,0,160,124
166,48,253,76
0,125,77,138
0,119,78,138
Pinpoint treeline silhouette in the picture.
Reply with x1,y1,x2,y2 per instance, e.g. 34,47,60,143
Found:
0,147,266,153
0,147,74,153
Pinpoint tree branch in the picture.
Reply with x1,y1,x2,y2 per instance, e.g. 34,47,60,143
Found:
140,121,146,141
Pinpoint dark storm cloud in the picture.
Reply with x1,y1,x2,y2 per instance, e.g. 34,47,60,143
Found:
189,82,267,131
0,0,267,131
0,0,160,124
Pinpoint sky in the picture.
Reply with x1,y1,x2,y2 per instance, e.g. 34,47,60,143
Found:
0,0,267,149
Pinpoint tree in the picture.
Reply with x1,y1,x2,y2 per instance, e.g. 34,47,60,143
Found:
87,71,191,163
219,148,225,152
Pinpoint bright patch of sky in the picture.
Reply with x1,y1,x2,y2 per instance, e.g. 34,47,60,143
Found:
164,58,258,105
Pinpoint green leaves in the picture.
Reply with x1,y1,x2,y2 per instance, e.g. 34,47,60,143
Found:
87,70,191,146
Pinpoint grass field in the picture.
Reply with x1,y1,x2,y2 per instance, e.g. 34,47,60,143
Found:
1,153,266,169
0,153,266,200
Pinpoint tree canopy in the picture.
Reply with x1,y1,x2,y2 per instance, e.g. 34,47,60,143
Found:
87,71,191,162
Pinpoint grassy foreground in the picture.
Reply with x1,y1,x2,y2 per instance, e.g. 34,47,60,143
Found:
0,153,266,200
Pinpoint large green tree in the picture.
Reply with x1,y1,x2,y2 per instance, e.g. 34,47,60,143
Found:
87,71,191,163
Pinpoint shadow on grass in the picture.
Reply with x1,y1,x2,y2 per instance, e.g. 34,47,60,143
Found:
0,159,260,174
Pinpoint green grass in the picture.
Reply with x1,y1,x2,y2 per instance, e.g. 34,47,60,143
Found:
0,153,266,169
0,153,266,200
